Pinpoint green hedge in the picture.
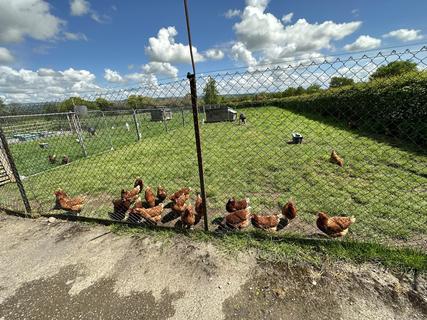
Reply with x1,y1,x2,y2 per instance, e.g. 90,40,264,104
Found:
224,72,427,147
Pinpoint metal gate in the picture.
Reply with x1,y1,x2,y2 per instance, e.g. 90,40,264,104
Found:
0,147,14,186
0,127,31,214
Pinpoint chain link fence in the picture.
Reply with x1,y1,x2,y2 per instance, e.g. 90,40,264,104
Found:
0,47,426,249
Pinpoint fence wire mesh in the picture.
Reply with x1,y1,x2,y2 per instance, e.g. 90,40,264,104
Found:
0,47,426,250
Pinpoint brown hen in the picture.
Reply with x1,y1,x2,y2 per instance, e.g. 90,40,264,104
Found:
54,189,85,213
112,197,132,220
131,203,164,223
171,193,188,214
121,178,144,202
145,186,156,208
330,150,344,167
222,207,252,229
251,213,283,232
169,187,192,202
181,204,196,229
157,185,167,203
194,193,204,225
316,212,356,237
226,197,250,213
282,199,297,220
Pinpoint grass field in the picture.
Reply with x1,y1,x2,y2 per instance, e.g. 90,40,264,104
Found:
2,109,190,176
1,106,426,248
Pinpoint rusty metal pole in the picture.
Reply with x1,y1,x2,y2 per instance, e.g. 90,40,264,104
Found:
187,74,208,231
0,128,32,214
184,0,209,231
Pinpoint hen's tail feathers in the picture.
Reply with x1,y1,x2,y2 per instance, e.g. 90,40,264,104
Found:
276,218,289,231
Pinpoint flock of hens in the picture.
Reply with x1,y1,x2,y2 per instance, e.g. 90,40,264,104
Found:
53,150,356,237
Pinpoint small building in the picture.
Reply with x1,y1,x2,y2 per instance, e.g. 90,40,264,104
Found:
150,108,173,122
205,106,237,123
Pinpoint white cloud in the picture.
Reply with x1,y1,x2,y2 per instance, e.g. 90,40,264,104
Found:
0,47,14,63
0,66,101,103
246,0,269,9
231,42,257,66
90,12,111,24
63,32,88,41
281,12,293,24
104,69,125,83
145,26,205,64
70,0,110,24
0,0,63,43
384,29,423,42
225,9,241,19
231,0,361,65
103,69,160,87
125,73,158,86
344,35,381,51
70,0,90,16
205,49,225,60
142,62,178,78
37,68,61,77
351,9,359,17
62,68,96,82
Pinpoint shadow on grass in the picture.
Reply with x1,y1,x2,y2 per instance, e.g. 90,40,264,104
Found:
231,103,426,157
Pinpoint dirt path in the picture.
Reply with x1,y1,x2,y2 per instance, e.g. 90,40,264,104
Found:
0,214,425,320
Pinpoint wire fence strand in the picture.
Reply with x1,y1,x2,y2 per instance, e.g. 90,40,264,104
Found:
0,46,426,250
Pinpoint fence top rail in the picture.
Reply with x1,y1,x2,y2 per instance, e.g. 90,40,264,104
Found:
0,106,197,121
0,112,72,120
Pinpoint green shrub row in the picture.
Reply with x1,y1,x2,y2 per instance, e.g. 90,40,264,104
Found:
224,72,427,147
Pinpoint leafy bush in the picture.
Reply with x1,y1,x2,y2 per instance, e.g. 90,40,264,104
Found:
330,77,355,88
370,61,418,80
224,72,427,147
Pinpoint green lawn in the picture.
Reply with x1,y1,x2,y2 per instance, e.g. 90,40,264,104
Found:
4,110,190,176
2,106,426,248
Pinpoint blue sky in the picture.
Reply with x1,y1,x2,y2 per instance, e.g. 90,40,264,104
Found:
0,0,426,102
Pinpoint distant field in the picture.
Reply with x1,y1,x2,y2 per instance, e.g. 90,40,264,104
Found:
1,106,426,247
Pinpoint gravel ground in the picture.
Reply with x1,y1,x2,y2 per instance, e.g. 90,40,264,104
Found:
0,213,425,320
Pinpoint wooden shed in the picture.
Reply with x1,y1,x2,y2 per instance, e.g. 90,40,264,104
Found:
150,108,173,122
205,106,237,123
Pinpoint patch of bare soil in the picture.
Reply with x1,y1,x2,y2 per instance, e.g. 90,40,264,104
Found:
0,213,425,320
0,265,182,320
223,262,427,320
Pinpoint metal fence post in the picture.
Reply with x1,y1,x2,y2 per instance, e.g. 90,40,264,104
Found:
162,108,169,133
132,110,141,141
181,107,185,127
187,73,209,231
0,127,32,214
102,111,114,150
